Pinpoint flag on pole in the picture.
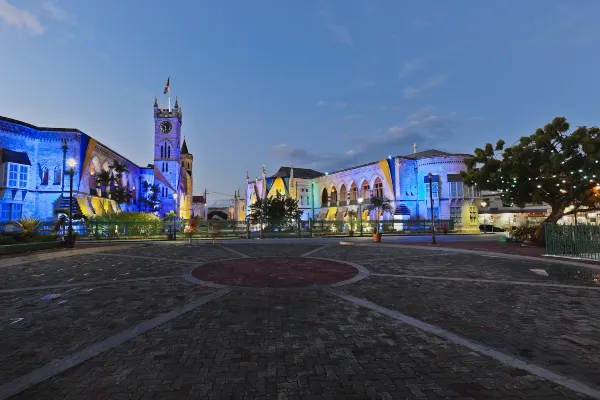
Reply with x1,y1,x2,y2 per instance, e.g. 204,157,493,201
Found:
163,77,170,94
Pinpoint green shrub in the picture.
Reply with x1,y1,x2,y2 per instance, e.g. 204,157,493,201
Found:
511,225,538,242
0,235,18,245
11,217,44,239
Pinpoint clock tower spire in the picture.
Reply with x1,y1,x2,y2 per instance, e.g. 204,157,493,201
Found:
153,96,183,216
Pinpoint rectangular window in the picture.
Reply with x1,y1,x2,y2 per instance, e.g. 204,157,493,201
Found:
19,165,28,188
449,182,464,198
11,203,22,219
1,203,10,220
469,206,478,224
450,206,461,224
8,164,18,187
465,185,479,198
424,182,439,198
426,207,440,221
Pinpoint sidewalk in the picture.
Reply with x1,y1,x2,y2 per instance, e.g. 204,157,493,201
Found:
392,240,600,265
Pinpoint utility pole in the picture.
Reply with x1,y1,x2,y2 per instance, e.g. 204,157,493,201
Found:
204,188,208,221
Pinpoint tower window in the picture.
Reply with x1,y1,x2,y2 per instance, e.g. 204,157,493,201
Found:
161,145,164,158
41,166,49,185
166,163,169,172
53,166,61,185
167,145,171,158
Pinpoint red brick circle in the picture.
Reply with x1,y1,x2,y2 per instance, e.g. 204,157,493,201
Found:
191,257,358,288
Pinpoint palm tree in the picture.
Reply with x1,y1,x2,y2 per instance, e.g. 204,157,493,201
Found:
109,161,129,188
95,171,112,198
367,196,393,235
346,210,358,234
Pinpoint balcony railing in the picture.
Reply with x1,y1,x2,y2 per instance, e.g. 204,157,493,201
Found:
338,201,347,206
329,201,338,207
349,200,358,205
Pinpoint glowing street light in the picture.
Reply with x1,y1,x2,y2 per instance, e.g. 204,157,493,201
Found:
66,158,77,248
358,197,364,237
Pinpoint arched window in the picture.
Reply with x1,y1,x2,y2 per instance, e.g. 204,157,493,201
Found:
41,166,49,185
167,145,171,158
361,180,370,199
339,184,347,203
330,187,338,203
53,166,61,185
374,178,383,198
181,161,184,167
161,145,164,158
321,188,328,205
350,182,358,201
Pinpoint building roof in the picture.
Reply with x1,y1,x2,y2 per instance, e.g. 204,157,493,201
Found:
180,138,189,154
192,195,205,203
1,148,31,165
270,166,324,179
402,149,473,160
0,116,82,133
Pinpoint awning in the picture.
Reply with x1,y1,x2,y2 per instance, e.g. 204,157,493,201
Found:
423,174,439,183
1,148,31,165
447,174,463,182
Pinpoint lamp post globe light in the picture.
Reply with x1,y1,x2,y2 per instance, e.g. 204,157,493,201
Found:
428,172,436,245
358,197,364,237
173,193,178,240
480,200,488,234
66,158,77,248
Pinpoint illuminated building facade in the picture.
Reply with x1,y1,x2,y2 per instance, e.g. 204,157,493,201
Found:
0,97,193,222
245,148,482,233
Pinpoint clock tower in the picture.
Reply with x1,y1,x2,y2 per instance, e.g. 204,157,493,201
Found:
153,96,183,215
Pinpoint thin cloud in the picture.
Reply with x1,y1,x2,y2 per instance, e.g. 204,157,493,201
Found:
399,58,422,78
357,79,376,88
0,0,45,34
316,100,347,109
403,75,446,98
42,2,74,24
328,24,353,47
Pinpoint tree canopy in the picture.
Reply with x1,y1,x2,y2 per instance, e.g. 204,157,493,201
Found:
249,192,303,224
462,117,600,242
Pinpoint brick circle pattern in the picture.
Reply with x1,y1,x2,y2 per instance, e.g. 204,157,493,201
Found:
191,257,359,288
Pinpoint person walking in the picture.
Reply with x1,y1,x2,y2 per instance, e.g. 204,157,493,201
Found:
211,221,219,245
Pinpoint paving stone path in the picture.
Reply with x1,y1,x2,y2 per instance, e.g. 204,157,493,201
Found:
1,241,600,399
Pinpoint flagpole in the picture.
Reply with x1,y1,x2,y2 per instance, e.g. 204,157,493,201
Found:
168,88,171,112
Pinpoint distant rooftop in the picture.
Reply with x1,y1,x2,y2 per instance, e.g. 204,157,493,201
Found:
0,116,82,133
270,166,324,179
402,149,473,160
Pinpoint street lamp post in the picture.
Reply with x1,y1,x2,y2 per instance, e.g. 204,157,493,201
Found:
66,158,77,248
358,197,364,236
481,200,488,234
61,139,67,193
173,193,178,240
428,172,436,245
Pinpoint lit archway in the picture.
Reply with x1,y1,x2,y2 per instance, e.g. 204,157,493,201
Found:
349,182,358,201
360,180,370,199
321,188,328,205
339,184,347,204
330,186,338,203
373,177,384,198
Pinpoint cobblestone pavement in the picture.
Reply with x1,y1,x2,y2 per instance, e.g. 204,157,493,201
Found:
3,242,600,399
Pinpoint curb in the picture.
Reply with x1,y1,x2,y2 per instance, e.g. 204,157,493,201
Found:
0,243,145,268
338,241,600,271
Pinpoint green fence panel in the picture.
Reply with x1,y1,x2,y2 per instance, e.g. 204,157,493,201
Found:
545,223,600,260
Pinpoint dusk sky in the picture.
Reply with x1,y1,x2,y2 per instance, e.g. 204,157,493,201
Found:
1,1,599,201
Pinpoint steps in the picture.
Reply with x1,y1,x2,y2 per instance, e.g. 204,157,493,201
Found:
57,195,83,216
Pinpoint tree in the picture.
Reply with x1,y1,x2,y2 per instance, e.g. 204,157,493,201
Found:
249,193,303,237
95,171,112,198
109,161,129,188
367,196,393,234
462,117,600,244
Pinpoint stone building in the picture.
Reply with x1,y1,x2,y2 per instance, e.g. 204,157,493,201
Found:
0,97,194,222
245,148,481,233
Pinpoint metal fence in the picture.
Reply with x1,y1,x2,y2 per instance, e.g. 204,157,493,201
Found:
1,218,455,241
545,223,600,260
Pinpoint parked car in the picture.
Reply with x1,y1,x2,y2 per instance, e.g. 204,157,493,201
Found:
479,224,505,232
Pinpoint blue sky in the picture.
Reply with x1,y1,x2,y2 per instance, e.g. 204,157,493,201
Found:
1,1,599,201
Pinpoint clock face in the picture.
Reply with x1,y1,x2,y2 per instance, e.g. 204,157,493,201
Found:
159,121,172,133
